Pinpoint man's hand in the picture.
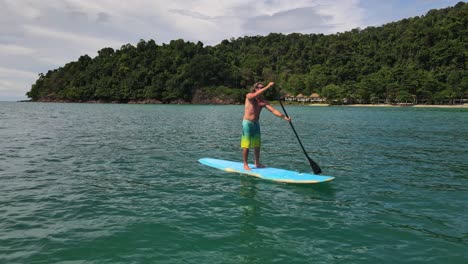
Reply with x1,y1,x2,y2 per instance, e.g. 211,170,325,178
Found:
268,82,274,87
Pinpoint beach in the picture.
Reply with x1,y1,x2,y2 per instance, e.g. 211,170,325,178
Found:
306,103,468,108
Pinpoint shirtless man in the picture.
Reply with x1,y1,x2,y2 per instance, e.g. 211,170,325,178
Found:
241,82,291,170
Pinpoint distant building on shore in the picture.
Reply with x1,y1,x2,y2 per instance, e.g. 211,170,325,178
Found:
284,93,326,103
284,92,466,105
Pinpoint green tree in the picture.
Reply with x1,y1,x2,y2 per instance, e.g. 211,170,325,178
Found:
322,84,344,104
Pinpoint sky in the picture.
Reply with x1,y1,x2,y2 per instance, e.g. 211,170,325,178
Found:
0,0,464,101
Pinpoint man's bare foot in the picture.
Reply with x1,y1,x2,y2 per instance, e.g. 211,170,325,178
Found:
244,164,251,170
255,164,266,168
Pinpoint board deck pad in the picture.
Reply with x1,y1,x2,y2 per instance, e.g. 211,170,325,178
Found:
199,158,334,184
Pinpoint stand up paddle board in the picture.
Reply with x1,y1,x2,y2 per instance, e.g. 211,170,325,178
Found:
199,158,334,184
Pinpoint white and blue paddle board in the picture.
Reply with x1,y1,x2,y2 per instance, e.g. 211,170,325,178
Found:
199,158,334,184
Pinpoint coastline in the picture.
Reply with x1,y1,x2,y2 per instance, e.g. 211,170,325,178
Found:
14,100,468,108
341,104,468,108
293,103,468,108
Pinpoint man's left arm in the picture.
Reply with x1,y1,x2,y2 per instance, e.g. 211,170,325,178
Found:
265,102,291,121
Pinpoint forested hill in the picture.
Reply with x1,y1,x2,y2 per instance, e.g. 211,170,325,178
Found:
27,2,467,104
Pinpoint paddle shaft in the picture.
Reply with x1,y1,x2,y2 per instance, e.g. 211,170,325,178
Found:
278,99,322,174
278,100,310,158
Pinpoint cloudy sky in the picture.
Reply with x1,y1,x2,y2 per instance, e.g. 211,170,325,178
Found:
0,0,463,101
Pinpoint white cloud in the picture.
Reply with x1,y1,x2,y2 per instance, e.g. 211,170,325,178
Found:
0,44,35,55
2,0,42,19
0,68,37,100
316,0,364,32
22,25,124,51
0,67,38,79
244,7,334,34
0,79,29,93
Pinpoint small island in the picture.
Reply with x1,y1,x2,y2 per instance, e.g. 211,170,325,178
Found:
26,2,467,106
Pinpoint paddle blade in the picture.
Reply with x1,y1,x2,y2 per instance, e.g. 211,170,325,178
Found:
308,157,322,174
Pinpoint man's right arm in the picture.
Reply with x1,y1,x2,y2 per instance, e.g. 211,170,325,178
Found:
246,82,274,99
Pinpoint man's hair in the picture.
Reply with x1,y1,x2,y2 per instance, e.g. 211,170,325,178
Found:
251,82,262,93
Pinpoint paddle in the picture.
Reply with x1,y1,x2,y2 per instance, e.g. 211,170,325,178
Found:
278,98,322,174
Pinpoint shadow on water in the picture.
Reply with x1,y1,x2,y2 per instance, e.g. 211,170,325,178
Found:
286,180,337,196
239,176,259,200
237,175,337,197
236,172,337,201
236,174,337,221
235,174,338,262
238,177,263,257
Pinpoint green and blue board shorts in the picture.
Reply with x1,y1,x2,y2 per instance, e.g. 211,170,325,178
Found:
241,119,261,148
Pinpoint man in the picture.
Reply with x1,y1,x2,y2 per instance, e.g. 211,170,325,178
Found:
241,81,291,170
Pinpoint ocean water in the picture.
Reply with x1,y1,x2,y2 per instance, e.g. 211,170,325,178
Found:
0,102,467,264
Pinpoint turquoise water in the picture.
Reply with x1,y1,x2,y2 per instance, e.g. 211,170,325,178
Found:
0,102,467,263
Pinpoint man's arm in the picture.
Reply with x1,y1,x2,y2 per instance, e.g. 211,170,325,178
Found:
246,82,274,99
265,103,291,121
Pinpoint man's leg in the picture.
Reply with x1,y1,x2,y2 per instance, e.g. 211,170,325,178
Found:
243,148,251,170
254,147,265,168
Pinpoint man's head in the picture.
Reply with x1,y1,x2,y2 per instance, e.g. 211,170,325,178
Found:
251,82,264,93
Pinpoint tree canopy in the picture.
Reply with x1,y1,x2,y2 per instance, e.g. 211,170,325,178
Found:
27,2,467,104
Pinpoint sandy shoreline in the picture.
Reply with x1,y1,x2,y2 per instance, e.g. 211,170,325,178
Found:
341,104,468,108
303,103,467,108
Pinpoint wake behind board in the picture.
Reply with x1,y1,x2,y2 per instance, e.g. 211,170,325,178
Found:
199,158,334,184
